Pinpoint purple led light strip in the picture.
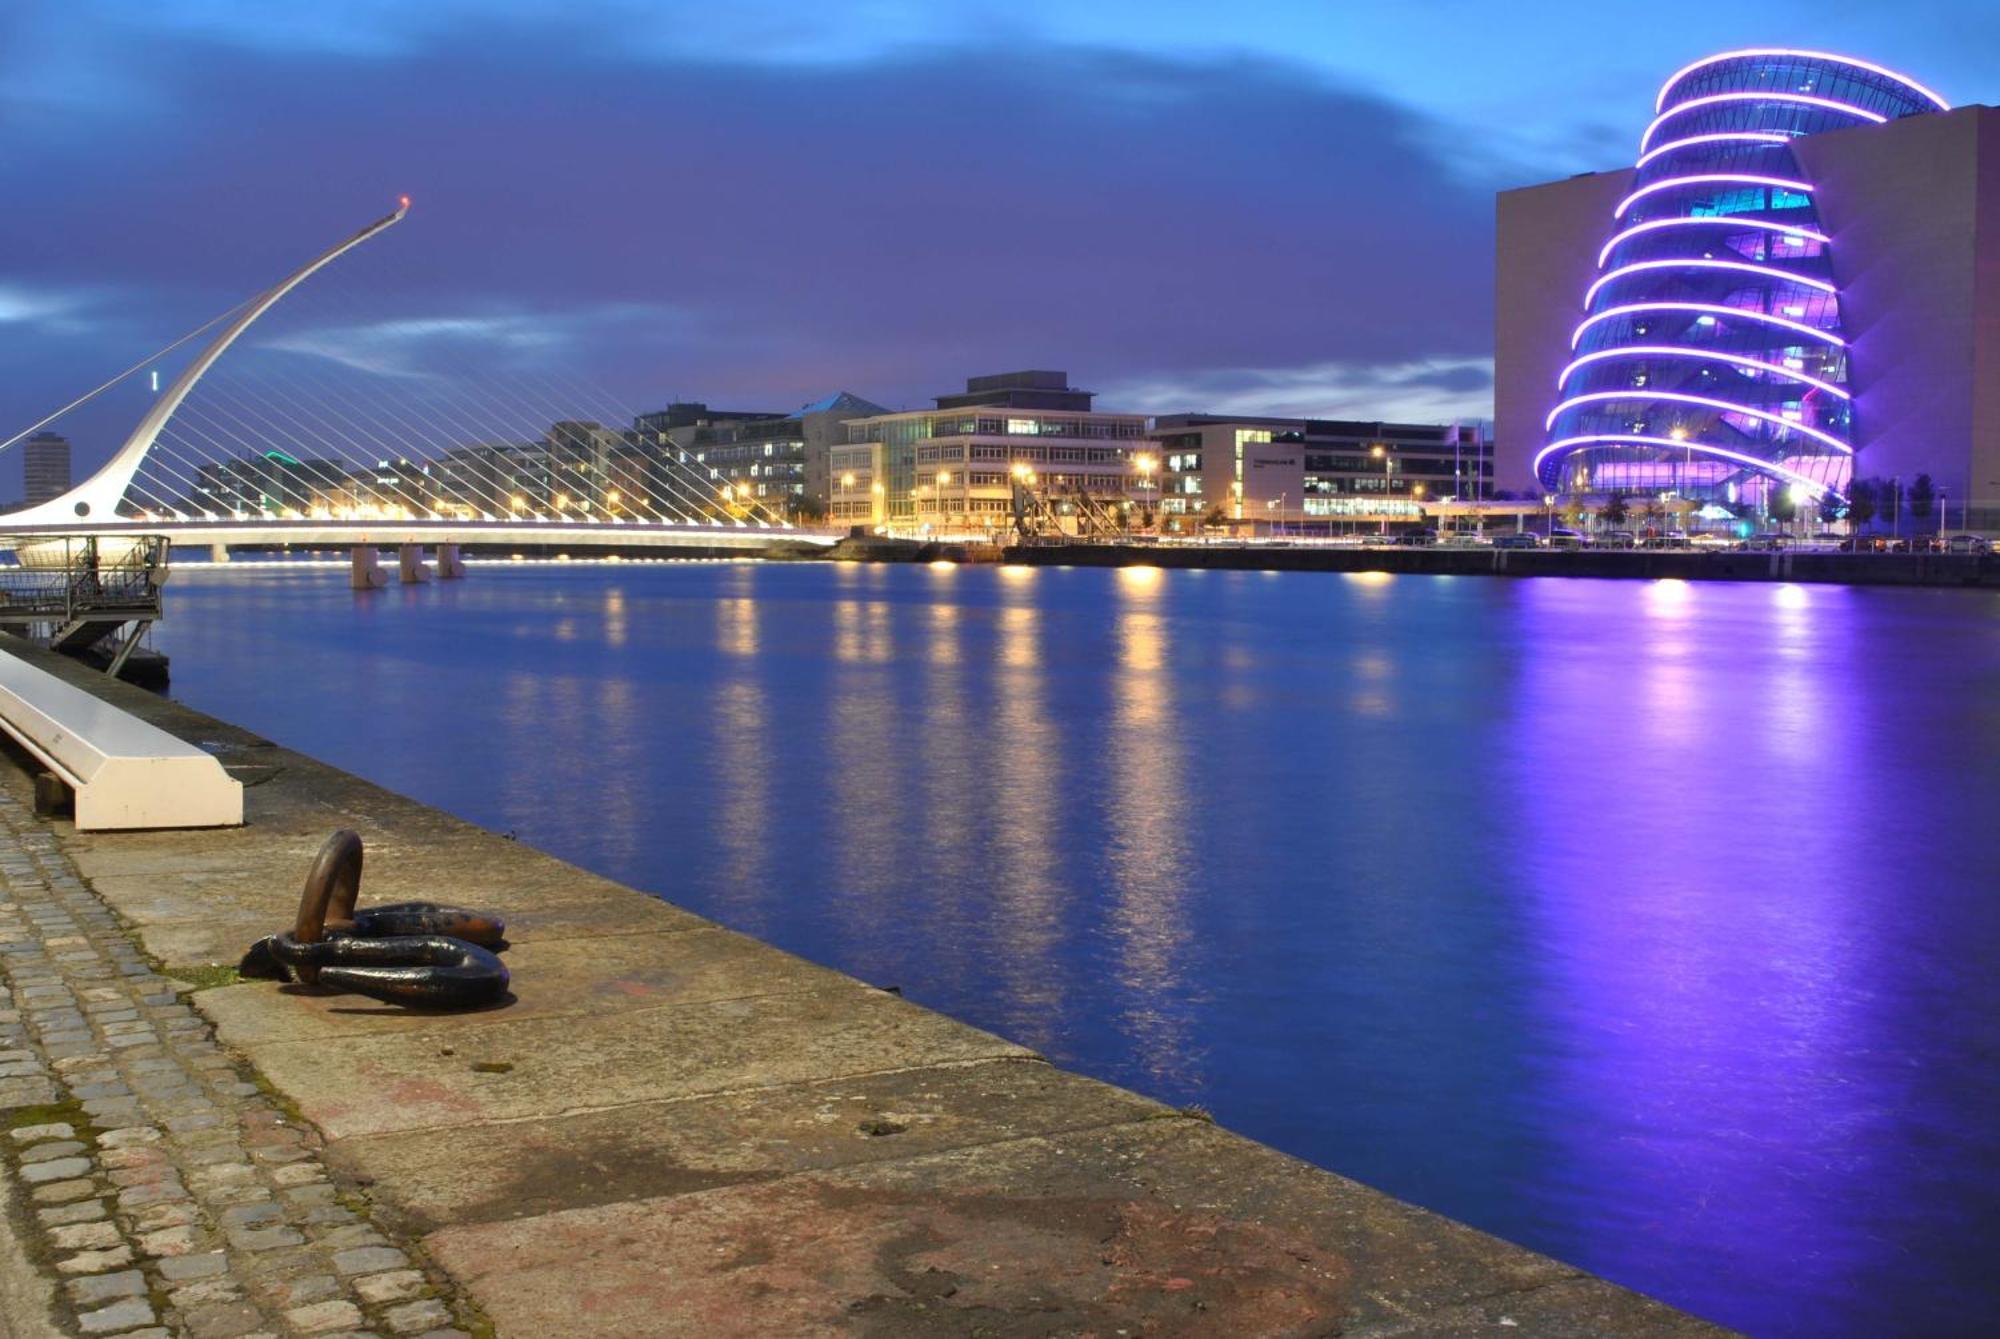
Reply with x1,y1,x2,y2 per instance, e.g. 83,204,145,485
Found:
1656,49,1951,115
1544,390,1851,453
1614,173,1814,220
1571,301,1845,351
1596,217,1830,268
1634,131,1794,169
1534,434,1841,498
1585,256,1836,307
1555,345,1849,399
1641,92,1886,153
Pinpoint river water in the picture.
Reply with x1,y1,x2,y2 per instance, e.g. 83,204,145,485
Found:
150,559,2000,1337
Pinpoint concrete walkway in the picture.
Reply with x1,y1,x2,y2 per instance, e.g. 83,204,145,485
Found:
1,641,1733,1337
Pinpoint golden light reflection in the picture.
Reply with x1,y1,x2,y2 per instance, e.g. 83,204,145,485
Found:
604,587,628,649
986,597,1066,1050
717,596,759,657
930,559,957,572
929,601,961,666
1117,564,1162,594
709,678,774,930
834,599,895,664
998,563,1037,582
1344,570,1395,588
1106,576,1199,1090
1000,605,1039,669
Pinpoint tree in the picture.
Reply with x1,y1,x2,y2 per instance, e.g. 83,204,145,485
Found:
1847,477,1879,531
1600,491,1630,526
1769,485,1798,523
1881,478,1902,528
1911,473,1936,525
1817,491,1847,526
785,493,827,523
1201,504,1228,530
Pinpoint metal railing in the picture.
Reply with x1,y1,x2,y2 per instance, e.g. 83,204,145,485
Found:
0,536,168,624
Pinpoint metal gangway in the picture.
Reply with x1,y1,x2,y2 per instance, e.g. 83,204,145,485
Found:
0,536,169,678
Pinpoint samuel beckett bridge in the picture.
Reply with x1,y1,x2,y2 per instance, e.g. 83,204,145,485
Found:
0,200,838,606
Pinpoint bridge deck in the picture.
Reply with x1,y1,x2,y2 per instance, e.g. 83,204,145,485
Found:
0,520,840,550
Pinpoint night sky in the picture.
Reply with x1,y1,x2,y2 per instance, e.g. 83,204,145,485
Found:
3,2,1994,482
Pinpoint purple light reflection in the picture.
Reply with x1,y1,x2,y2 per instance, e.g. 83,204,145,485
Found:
1496,578,1994,1335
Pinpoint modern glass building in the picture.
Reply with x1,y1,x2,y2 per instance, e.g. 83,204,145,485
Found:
1536,50,1951,508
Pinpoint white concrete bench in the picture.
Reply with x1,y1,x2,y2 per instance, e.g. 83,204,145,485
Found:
0,649,242,830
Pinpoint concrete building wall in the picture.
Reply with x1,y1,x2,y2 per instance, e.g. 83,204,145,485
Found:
1793,106,1997,509
1493,171,1632,495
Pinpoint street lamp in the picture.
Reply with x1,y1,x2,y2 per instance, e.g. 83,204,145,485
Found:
1133,452,1157,531
1371,444,1390,535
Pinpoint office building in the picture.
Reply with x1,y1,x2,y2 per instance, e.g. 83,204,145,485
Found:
1149,416,1492,530
831,372,1148,535
23,432,71,506
1497,49,2000,524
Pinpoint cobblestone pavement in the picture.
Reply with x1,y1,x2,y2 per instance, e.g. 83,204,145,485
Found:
0,791,478,1338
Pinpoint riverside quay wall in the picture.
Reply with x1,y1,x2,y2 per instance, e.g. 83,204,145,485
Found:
0,640,1728,1337
1005,542,2000,586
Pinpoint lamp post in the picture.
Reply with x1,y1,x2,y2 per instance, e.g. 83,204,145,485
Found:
1133,452,1157,532
1371,444,1389,536
937,469,953,532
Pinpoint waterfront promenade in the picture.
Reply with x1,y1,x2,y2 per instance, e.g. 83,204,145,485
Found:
995,541,2000,586
0,640,1727,1336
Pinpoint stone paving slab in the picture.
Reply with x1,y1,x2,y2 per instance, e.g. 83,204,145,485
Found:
0,785,479,1338
421,1118,1716,1338
1,640,1737,1337
323,1057,1169,1233
236,986,1035,1140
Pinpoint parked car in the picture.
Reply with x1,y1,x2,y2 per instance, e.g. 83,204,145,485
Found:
1946,533,1991,554
1598,529,1638,549
1492,532,1541,549
1548,528,1585,550
1396,528,1439,546
1738,532,1791,550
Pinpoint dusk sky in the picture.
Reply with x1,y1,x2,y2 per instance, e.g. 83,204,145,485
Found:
4,1,1995,481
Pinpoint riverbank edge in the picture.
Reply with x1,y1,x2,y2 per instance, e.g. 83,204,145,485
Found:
2,638,1731,1337
998,541,2000,585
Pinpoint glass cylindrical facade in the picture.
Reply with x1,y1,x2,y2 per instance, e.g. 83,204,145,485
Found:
1539,51,1949,506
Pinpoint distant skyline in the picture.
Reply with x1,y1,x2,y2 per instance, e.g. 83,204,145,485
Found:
3,2,1994,484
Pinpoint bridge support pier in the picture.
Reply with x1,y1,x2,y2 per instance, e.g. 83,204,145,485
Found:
209,544,229,564
435,544,466,580
398,543,432,584
350,545,390,590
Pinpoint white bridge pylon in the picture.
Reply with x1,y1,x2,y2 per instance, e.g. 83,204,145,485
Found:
11,203,410,528
0,201,834,550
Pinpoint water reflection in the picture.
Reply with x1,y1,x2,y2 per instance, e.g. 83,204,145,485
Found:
984,582,1066,1050
149,564,2000,1339
1106,568,1200,1089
